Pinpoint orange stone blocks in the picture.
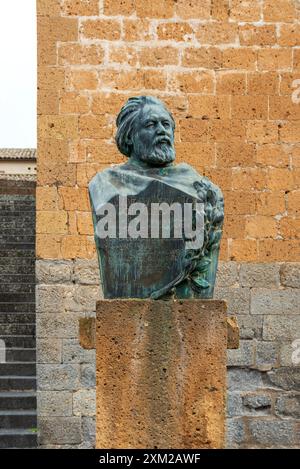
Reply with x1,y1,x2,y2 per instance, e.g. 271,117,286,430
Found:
96,300,227,449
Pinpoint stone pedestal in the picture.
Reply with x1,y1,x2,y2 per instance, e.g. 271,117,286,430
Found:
96,299,227,449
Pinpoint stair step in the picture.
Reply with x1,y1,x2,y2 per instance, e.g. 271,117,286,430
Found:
0,212,35,219
0,266,35,275
0,392,36,410
0,196,34,201
0,196,35,201
0,363,36,377
0,324,35,335
0,199,34,205
0,247,35,257
5,349,36,362
0,194,35,201
0,267,35,284
1,229,35,237
0,429,37,448
0,193,34,199
0,410,36,430
0,204,35,211
1,221,35,229
0,218,35,228
0,206,34,212
0,236,35,244
0,202,35,209
0,303,35,313
0,313,35,324
0,293,35,303
0,284,35,294
0,207,35,213
0,258,35,267
0,376,36,391
0,336,35,348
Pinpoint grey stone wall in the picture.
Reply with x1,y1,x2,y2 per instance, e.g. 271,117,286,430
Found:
216,262,300,448
36,260,300,448
36,259,99,448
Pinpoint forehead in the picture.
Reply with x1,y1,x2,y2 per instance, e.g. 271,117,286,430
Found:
140,103,172,122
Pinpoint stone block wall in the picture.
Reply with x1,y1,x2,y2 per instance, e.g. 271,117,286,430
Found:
217,261,300,448
37,1,300,448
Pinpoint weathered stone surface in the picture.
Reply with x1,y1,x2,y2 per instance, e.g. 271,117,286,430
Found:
227,340,254,367
37,313,79,338
36,284,75,313
73,389,96,416
240,263,280,288
226,418,246,448
280,263,300,288
215,287,250,314
275,393,300,418
38,444,78,449
37,391,73,416
80,363,96,389
36,260,73,284
65,285,101,312
227,393,243,418
263,315,300,341
251,289,300,315
227,316,239,349
82,416,96,447
228,368,264,391
73,259,99,285
280,342,300,366
242,394,272,410
78,442,95,449
79,317,96,349
38,364,80,391
267,368,300,391
39,417,82,445
216,262,238,287
237,315,263,339
63,339,96,363
248,419,295,447
37,338,62,363
96,299,227,449
255,341,278,370
228,392,272,418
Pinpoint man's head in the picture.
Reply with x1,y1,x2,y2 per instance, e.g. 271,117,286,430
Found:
116,96,176,167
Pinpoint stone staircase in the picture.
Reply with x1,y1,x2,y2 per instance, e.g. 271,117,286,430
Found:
0,180,37,448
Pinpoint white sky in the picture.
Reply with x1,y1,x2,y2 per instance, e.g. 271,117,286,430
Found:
0,0,36,148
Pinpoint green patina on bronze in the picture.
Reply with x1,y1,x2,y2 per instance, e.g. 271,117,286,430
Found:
89,96,224,300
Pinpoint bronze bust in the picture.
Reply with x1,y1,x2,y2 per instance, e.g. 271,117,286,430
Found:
89,96,224,299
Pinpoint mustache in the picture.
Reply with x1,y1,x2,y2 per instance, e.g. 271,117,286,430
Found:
154,136,172,146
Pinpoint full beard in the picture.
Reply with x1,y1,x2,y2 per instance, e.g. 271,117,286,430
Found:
138,143,176,166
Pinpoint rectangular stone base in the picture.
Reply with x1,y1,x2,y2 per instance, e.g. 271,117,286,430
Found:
96,299,227,449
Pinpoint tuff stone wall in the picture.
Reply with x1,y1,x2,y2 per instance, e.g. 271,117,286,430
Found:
96,299,227,449
36,259,300,448
37,1,300,448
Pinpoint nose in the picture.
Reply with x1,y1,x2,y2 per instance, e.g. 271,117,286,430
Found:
156,121,168,135
156,122,164,134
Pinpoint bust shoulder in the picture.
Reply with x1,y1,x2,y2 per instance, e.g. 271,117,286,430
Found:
174,163,223,203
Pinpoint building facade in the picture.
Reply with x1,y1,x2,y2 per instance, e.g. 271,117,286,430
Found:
36,1,300,448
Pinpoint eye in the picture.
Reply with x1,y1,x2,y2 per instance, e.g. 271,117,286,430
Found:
163,121,170,128
145,121,155,128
